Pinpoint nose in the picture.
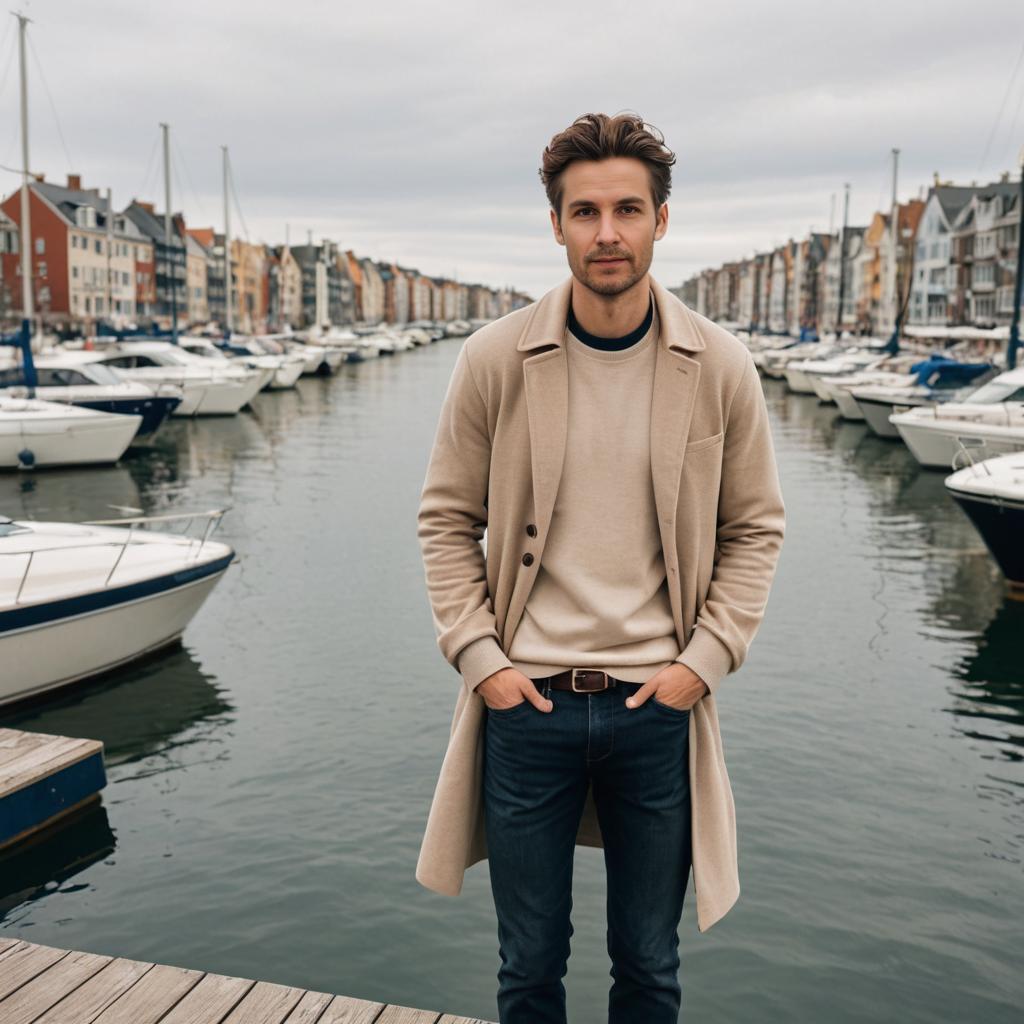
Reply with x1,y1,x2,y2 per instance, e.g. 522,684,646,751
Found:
595,211,620,246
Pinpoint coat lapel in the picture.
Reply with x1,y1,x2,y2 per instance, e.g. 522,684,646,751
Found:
504,275,707,645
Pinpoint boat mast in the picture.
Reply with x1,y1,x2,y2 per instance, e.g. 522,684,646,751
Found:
105,187,114,329
16,12,32,340
835,183,850,338
161,122,178,343
1009,147,1023,371
223,145,232,338
885,148,901,355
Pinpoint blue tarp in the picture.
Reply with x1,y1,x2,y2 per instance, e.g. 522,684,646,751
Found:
909,354,994,388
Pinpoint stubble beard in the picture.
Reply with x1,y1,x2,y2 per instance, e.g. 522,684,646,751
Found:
571,243,654,298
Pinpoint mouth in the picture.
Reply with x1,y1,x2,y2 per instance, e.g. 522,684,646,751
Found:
592,257,628,266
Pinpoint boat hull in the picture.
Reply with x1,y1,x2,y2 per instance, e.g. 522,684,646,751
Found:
834,387,865,420
0,413,140,469
0,554,232,706
948,491,1024,587
856,395,908,438
891,417,1024,469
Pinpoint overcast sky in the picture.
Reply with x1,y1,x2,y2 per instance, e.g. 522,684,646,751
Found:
1,0,1022,298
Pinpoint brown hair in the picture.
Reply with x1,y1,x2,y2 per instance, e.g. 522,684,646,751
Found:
539,112,676,220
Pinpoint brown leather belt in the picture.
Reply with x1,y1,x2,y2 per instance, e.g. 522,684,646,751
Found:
531,669,636,693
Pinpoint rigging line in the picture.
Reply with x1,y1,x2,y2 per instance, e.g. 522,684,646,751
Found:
227,157,250,241
0,28,21,167
170,133,208,224
979,38,1024,174
999,70,1024,172
137,130,159,203
26,32,75,174
0,16,16,104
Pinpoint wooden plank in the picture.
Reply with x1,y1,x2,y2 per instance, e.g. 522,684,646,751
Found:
0,736,103,798
0,948,112,1023
0,942,493,1024
220,979,306,1023
280,988,334,1023
157,972,258,1024
31,956,154,1022
91,961,205,1024
315,993,388,1023
0,941,71,1002
375,1006,441,1024
0,730,67,771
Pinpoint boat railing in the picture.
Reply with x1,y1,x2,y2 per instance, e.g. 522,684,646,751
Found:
5,508,230,604
951,438,992,475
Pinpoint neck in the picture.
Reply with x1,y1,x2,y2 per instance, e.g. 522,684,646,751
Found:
569,273,652,338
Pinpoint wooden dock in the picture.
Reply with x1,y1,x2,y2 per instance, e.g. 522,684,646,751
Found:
0,728,107,851
0,937,493,1022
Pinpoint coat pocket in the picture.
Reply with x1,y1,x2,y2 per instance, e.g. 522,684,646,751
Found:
685,431,724,454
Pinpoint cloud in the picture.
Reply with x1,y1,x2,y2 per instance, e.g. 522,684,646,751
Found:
2,0,1021,296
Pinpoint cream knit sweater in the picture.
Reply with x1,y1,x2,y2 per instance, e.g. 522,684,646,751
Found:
459,298,682,689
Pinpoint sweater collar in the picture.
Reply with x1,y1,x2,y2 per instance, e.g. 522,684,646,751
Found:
516,275,707,353
567,294,654,350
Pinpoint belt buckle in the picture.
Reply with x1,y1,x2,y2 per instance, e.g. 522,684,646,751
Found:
572,668,608,692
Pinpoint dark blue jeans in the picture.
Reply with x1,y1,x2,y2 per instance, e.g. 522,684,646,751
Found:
483,677,692,1024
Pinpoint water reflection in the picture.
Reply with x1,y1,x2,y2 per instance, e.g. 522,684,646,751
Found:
0,645,232,916
0,802,115,921
0,643,233,766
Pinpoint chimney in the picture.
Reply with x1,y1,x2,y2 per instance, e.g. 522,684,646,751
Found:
138,200,155,214
33,172,44,182
67,173,81,190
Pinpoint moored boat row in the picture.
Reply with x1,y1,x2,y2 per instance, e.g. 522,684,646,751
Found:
745,330,1024,590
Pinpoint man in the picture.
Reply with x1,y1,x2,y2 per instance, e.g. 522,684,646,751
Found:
416,112,785,1023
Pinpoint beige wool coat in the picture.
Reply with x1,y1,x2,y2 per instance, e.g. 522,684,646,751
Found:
415,274,785,932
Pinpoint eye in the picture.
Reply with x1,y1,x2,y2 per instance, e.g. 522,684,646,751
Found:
619,206,640,214
574,208,595,217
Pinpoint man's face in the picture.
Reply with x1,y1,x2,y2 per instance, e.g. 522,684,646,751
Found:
550,156,668,297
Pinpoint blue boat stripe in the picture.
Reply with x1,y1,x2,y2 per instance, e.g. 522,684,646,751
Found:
0,552,234,635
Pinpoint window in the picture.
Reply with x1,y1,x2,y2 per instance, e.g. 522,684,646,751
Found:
38,262,46,278
94,239,102,254
72,266,79,279
71,235,78,249
34,237,44,254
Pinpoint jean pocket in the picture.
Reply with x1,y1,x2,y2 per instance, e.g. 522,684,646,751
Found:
486,698,532,718
651,696,692,718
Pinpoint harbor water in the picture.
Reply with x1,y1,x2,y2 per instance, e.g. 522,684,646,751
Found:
1,343,1021,1022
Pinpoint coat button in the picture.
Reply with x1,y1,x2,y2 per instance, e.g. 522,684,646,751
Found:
522,552,534,566
525,523,537,537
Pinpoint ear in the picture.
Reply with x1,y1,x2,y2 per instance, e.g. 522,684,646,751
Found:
550,207,565,246
654,202,669,242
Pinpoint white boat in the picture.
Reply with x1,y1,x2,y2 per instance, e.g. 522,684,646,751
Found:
401,327,432,347
0,398,141,470
944,451,1024,589
852,360,1002,438
784,348,887,396
0,351,182,442
0,509,234,706
69,342,266,416
890,402,1024,469
177,336,303,391
816,353,934,419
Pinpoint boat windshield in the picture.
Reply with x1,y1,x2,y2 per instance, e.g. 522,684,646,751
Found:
0,517,31,537
80,363,124,385
963,379,1024,404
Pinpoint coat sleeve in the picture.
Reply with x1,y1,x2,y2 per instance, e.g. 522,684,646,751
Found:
675,353,786,695
417,341,513,691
